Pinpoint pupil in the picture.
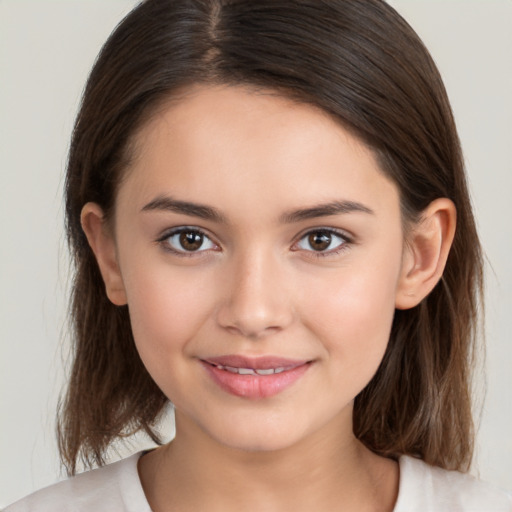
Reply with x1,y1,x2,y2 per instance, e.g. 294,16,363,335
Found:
180,231,203,251
309,232,331,251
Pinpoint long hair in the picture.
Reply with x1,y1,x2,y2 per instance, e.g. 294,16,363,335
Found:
59,0,483,475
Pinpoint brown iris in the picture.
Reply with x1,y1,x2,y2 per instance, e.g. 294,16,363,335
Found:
308,231,332,251
179,230,204,251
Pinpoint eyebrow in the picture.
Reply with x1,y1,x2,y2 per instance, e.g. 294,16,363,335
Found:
280,200,374,223
141,195,373,224
141,196,227,223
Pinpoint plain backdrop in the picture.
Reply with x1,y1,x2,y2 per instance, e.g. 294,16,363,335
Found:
1,0,511,506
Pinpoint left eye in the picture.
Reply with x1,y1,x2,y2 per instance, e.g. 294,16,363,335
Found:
162,228,216,253
295,230,347,253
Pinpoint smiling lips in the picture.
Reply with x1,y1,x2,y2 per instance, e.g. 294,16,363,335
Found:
201,355,311,399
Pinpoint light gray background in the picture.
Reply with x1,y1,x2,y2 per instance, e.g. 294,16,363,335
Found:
1,0,511,506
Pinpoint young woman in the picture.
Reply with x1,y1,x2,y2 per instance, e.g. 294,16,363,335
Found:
6,0,512,510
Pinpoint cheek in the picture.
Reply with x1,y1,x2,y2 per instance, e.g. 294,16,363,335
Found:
123,266,222,407
122,262,216,368
300,263,400,374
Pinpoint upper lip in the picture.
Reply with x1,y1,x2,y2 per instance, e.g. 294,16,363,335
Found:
202,355,311,370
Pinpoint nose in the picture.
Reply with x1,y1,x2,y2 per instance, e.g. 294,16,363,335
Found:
216,249,295,340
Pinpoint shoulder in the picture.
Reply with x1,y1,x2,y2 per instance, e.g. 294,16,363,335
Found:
394,455,512,512
4,452,151,512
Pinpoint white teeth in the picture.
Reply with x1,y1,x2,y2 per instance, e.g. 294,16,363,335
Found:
255,368,275,376
212,363,289,375
238,367,256,375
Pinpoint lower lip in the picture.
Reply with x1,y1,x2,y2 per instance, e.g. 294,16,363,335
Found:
202,362,311,399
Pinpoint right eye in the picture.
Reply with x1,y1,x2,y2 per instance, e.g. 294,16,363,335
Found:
158,227,218,254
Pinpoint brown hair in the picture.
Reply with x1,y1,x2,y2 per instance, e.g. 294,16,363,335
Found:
59,0,483,475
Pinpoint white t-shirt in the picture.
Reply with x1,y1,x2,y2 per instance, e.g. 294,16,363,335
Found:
5,452,512,511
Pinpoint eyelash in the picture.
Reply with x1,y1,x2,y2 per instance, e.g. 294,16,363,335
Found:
156,227,219,257
156,227,352,258
292,228,351,258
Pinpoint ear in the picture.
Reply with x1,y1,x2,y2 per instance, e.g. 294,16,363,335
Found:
395,198,456,310
80,202,127,306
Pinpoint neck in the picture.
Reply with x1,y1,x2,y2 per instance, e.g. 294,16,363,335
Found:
138,410,399,512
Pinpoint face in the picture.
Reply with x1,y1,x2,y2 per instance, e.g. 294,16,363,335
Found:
99,85,410,452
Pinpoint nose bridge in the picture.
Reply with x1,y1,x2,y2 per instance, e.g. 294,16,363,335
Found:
217,244,293,338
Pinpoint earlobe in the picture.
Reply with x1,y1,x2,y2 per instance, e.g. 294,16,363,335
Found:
395,198,456,310
80,203,127,306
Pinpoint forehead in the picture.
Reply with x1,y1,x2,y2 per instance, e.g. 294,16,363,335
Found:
119,84,400,221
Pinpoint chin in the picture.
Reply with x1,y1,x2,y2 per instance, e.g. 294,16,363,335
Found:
194,407,317,454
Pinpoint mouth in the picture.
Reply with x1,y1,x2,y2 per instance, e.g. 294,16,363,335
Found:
200,355,312,399
206,364,290,376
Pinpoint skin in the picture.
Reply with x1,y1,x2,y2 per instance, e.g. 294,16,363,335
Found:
82,84,456,512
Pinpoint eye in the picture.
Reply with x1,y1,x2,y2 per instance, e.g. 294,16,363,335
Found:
159,227,217,254
295,229,348,254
